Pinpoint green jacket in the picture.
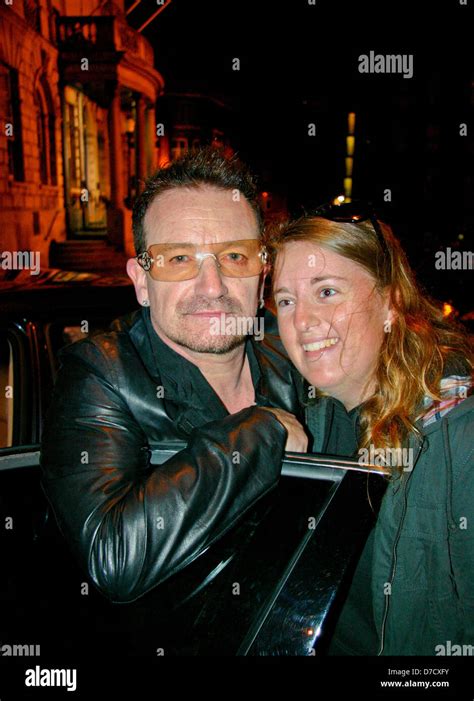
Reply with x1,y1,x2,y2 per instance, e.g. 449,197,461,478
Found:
307,390,474,656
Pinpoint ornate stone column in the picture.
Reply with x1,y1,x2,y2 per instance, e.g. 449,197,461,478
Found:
145,103,156,176
136,94,147,192
107,85,125,247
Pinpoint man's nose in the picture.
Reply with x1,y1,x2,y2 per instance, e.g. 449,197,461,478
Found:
193,255,229,297
293,299,322,332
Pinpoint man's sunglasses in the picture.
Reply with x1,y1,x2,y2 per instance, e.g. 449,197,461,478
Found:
309,199,391,267
137,239,268,282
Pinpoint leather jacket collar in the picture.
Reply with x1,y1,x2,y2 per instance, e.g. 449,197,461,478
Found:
127,307,267,434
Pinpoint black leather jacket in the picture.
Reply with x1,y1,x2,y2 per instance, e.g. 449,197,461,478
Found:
40,307,301,603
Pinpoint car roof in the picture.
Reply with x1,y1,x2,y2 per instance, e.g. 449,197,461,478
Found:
0,268,137,322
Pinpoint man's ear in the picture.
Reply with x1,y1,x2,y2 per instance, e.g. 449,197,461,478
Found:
126,258,149,306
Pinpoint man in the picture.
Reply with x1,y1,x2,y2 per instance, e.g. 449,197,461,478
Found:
40,148,307,605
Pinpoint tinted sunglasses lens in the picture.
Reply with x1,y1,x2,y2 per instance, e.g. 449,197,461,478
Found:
218,240,265,278
145,240,265,281
146,245,197,281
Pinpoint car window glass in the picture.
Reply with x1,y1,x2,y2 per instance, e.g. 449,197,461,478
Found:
0,336,14,448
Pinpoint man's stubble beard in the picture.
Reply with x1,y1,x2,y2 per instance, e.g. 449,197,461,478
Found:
163,293,254,355
165,325,247,355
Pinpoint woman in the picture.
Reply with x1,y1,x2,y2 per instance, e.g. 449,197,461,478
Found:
268,202,473,655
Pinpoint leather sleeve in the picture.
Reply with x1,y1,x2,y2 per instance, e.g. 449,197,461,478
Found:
40,342,288,603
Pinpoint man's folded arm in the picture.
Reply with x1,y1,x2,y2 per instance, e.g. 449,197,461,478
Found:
40,344,287,603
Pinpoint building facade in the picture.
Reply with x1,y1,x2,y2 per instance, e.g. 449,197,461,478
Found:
0,0,164,267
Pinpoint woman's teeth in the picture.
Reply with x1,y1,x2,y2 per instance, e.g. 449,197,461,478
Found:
302,338,339,351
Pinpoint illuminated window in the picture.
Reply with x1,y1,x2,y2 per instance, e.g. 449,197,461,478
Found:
67,102,81,189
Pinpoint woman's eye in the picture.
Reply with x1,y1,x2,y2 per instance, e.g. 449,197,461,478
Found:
319,288,337,298
276,298,293,308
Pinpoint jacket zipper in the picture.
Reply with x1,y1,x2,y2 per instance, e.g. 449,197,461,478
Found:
377,436,424,655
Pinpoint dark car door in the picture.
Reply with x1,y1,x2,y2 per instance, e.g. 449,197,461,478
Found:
0,445,387,657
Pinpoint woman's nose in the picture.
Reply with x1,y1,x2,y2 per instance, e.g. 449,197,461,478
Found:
293,300,321,332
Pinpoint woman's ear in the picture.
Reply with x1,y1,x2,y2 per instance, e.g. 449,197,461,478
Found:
384,286,400,330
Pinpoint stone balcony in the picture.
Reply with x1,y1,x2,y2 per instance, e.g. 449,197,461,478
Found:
56,15,156,106
56,15,154,64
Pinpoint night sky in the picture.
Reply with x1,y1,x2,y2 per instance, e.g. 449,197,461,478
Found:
125,0,473,311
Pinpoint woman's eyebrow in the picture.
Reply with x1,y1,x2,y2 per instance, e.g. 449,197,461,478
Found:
274,275,347,295
310,275,347,284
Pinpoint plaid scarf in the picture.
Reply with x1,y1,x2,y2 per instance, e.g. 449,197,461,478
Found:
422,375,472,427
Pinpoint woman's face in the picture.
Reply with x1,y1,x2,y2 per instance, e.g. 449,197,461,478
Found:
273,241,393,410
